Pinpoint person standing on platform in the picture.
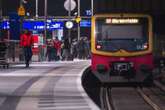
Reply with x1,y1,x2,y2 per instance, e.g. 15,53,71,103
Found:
20,30,33,67
62,38,70,61
53,37,61,61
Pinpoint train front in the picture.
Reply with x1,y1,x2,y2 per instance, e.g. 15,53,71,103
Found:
91,14,154,85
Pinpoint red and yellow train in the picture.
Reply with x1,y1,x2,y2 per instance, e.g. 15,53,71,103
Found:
91,14,154,84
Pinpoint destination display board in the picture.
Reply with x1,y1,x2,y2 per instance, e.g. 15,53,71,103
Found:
0,21,64,30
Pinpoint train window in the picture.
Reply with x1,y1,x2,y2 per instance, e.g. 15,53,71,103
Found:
101,25,143,40
95,17,149,52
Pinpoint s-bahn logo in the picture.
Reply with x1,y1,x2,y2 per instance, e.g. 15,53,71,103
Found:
106,18,139,24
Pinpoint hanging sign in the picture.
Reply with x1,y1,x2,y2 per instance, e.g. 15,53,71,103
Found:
64,0,76,11
18,5,25,16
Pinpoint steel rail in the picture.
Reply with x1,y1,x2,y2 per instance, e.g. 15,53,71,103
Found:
100,87,114,110
137,87,162,110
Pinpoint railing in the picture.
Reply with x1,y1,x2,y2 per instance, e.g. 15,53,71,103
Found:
6,40,24,63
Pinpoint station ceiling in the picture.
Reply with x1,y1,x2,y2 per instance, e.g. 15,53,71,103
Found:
2,0,165,16
1,0,165,35
94,0,165,15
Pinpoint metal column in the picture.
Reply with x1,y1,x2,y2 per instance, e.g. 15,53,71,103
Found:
77,0,80,41
36,0,38,18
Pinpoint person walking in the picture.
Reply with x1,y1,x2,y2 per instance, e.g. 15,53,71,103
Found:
53,37,61,61
77,37,86,59
62,38,70,61
46,39,54,61
84,37,91,59
20,30,33,67
71,39,78,59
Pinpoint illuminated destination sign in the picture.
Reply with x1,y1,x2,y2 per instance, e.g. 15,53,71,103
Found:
23,21,64,30
0,21,64,30
106,18,139,24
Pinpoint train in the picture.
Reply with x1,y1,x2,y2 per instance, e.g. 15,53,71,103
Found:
91,14,154,85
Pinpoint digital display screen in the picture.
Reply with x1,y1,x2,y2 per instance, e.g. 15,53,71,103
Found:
106,18,139,24
96,17,148,40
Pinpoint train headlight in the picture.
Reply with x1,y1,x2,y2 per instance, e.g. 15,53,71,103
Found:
96,45,102,49
141,43,148,50
143,43,148,49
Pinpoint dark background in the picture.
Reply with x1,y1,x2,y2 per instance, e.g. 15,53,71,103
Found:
94,0,165,15
1,0,165,16
1,0,91,16
1,0,165,35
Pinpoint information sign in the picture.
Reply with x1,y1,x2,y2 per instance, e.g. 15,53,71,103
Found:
18,5,25,16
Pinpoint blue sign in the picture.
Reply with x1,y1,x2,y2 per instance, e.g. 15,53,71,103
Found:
85,10,92,16
1,20,64,30
48,21,64,30
80,20,91,27
23,21,44,30
23,21,64,30
0,21,10,29
9,12,20,40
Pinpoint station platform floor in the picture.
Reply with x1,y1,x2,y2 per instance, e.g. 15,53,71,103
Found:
0,60,100,110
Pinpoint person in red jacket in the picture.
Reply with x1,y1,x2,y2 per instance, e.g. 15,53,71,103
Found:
20,30,33,67
53,37,61,60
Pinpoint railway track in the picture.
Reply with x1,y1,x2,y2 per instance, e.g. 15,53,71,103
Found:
137,87,162,110
100,87,164,110
100,87,113,110
139,87,165,110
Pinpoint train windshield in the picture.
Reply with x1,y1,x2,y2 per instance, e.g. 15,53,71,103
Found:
95,17,149,52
